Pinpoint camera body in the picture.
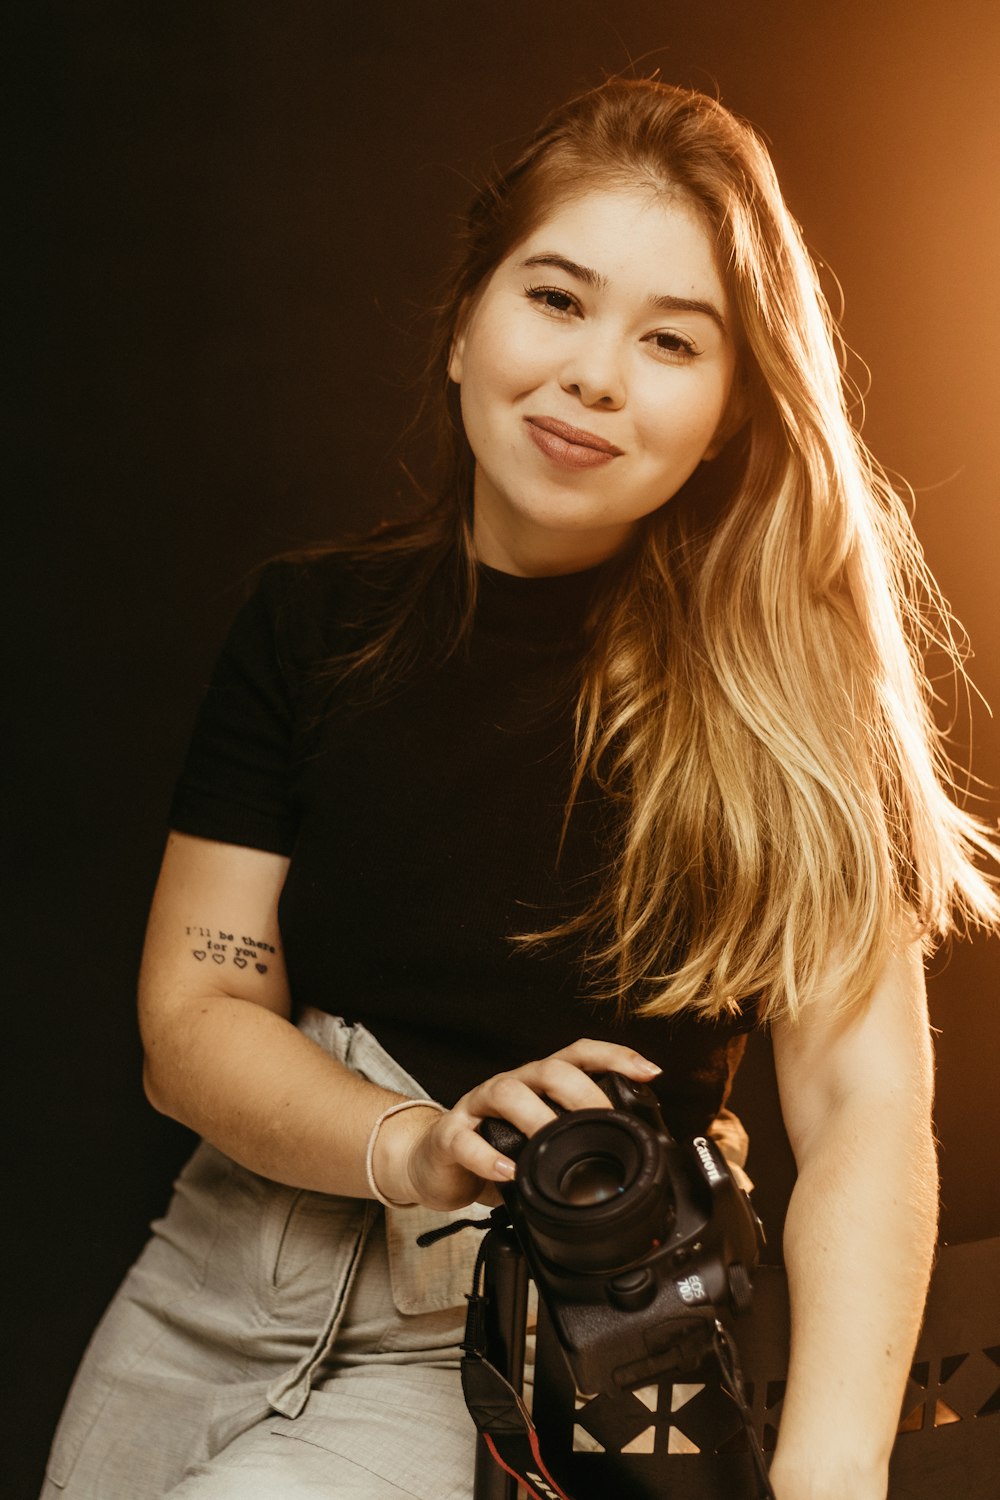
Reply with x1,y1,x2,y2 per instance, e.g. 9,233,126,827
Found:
482,1072,763,1398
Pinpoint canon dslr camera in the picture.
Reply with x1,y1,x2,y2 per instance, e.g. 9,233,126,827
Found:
482,1072,763,1398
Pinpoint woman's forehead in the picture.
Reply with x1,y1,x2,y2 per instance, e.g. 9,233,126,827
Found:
505,186,730,308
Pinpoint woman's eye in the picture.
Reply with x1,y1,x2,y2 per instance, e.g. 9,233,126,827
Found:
649,331,698,360
525,285,577,314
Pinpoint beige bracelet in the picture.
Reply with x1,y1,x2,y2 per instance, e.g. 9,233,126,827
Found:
364,1098,446,1208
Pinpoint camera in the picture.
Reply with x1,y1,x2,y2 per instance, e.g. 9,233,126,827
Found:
481,1072,763,1398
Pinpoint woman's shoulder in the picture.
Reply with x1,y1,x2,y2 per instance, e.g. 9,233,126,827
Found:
249,535,433,678
253,547,356,617
260,531,429,608
230,552,346,681
251,545,378,638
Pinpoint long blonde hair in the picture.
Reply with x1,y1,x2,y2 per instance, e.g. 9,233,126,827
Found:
330,78,1000,1024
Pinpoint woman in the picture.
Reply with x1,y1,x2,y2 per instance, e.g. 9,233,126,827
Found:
43,78,997,1500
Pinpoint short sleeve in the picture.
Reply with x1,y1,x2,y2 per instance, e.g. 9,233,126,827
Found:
169,564,306,855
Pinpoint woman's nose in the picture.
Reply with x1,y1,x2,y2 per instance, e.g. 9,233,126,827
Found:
559,332,626,409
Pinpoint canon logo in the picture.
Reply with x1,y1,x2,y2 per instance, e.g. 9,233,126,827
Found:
692,1135,723,1184
526,1472,561,1499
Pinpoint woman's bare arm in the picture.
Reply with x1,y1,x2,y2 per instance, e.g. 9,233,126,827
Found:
139,832,662,1208
768,940,938,1500
139,831,408,1197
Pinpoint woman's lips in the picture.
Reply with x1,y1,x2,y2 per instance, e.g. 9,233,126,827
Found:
524,416,623,470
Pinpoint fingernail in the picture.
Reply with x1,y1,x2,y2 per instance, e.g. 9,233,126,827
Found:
637,1059,662,1076
495,1159,515,1178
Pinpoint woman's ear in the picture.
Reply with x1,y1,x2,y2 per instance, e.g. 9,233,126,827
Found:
447,330,466,385
447,295,473,384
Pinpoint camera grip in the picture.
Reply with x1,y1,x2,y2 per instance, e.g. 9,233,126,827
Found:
479,1116,526,1160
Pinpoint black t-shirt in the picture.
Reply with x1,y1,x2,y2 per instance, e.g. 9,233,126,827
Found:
170,553,752,1136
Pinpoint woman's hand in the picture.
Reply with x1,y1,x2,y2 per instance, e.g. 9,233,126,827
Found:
373,1039,663,1212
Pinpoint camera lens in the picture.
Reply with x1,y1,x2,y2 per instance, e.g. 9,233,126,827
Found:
558,1153,628,1206
516,1109,675,1273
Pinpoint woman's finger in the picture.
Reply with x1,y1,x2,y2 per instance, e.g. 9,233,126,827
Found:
550,1037,663,1080
464,1042,661,1127
406,1107,515,1201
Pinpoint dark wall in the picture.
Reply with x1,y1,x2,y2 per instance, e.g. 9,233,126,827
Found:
10,1,1000,1491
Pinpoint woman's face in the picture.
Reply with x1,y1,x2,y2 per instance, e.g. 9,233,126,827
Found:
449,186,739,576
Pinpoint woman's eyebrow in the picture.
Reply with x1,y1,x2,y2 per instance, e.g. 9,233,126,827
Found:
521,252,609,290
648,291,728,336
519,253,728,335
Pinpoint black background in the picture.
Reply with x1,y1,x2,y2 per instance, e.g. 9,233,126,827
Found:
9,2,1000,1492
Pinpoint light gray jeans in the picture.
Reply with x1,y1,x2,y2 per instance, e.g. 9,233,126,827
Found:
42,1011,752,1498
41,1011,488,1499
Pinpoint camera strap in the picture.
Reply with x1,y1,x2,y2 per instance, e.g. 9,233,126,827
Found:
458,1224,577,1500
420,1215,777,1500
711,1321,778,1500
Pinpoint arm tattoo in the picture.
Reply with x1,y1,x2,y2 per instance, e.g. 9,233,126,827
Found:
186,926,277,974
